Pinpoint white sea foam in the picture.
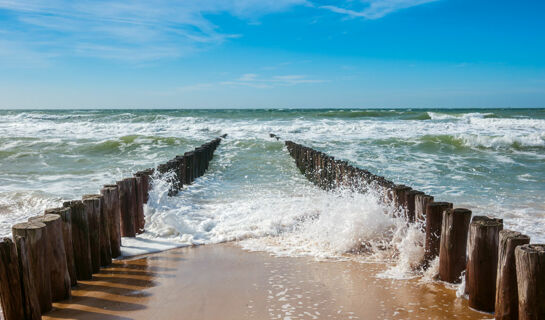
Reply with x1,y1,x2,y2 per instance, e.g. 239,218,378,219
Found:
1,109,544,280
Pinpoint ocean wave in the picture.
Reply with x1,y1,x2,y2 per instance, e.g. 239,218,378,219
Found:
457,133,545,150
372,133,545,151
427,111,495,120
0,191,62,237
142,144,426,279
317,110,400,118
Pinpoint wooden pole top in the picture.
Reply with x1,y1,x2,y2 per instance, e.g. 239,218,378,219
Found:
517,244,545,255
12,221,46,231
44,207,70,215
499,229,530,241
82,194,101,200
471,216,503,227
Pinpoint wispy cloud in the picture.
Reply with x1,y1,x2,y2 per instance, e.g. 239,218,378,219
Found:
0,0,437,64
320,0,438,19
221,73,325,88
0,0,309,62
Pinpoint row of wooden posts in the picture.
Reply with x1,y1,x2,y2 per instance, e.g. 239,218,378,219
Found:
0,136,225,320
283,139,544,320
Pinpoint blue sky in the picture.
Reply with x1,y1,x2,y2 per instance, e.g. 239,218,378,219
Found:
0,0,544,108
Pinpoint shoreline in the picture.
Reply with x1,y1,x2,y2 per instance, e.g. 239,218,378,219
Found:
42,243,488,320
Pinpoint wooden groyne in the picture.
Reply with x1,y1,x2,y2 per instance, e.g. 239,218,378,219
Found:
283,138,543,320
0,135,225,320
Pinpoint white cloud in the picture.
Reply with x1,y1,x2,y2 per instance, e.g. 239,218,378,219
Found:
320,0,438,19
221,73,325,88
0,0,309,62
0,0,437,64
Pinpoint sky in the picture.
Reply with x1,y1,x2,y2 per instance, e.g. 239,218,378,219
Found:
0,0,544,109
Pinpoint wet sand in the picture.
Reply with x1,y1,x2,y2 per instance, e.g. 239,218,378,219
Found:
42,244,489,320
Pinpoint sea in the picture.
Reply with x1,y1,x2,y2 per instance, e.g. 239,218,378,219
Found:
1,108,544,280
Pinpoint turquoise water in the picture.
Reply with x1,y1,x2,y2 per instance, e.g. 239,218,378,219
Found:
0,108,544,267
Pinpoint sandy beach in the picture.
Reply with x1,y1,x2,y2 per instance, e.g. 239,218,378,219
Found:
41,244,488,320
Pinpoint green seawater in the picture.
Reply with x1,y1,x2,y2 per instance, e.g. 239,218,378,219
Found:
0,108,544,243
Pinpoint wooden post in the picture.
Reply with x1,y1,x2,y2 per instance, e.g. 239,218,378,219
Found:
134,174,145,234
44,207,77,286
14,236,41,320
83,194,112,267
415,194,434,223
117,177,137,237
63,200,93,280
0,238,25,320
423,202,453,268
438,208,472,283
515,244,545,320
101,185,122,258
30,215,71,301
12,221,52,313
405,190,422,223
184,152,194,184
191,151,198,180
466,216,503,312
393,185,411,217
82,195,102,272
134,169,152,203
495,230,530,320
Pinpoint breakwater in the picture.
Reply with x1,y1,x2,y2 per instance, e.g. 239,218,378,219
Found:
283,137,544,320
0,136,224,320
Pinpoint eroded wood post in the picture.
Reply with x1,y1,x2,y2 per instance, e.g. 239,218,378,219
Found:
64,200,93,280
85,194,112,267
414,193,433,223
134,174,146,234
393,185,411,217
44,207,77,286
12,221,52,313
515,244,545,320
405,190,421,223
101,185,122,258
82,195,102,272
30,214,71,301
117,177,137,237
495,230,530,320
14,236,41,320
438,208,472,283
0,238,25,320
466,216,503,312
423,201,453,268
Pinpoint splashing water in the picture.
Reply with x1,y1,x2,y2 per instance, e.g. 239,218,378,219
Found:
1,108,544,282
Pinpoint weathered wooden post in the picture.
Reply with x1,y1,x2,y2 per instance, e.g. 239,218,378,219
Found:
466,216,503,312
192,150,198,180
423,202,453,268
495,230,530,320
90,193,113,267
515,244,545,320
0,238,25,320
393,185,411,217
28,214,71,301
142,168,154,203
101,185,122,258
117,177,137,237
12,221,52,313
63,200,93,280
82,195,102,272
184,151,194,184
134,173,147,234
405,190,422,223
415,193,434,223
438,208,472,283
14,236,41,320
44,207,77,286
